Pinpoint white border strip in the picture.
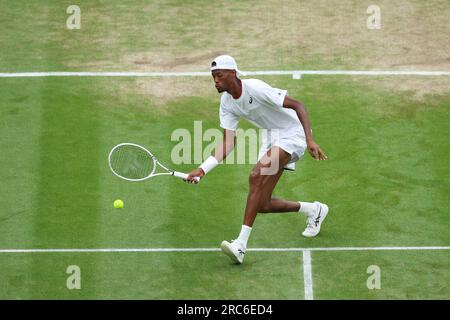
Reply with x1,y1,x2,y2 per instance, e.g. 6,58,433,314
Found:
0,70,450,78
0,246,448,253
302,250,314,300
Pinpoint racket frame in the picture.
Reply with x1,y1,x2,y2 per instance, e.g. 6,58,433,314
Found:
108,142,192,182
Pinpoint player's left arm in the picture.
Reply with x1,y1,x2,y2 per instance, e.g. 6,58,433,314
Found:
283,95,327,160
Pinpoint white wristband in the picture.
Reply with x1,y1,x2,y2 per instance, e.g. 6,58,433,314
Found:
199,156,219,175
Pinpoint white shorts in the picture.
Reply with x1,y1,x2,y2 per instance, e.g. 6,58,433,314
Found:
257,130,306,171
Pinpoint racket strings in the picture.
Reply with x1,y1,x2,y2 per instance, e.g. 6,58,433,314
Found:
110,145,154,180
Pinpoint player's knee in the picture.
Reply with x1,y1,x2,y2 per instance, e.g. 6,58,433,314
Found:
258,202,271,213
249,169,264,187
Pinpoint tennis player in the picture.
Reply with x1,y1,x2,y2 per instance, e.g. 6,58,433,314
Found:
187,55,329,264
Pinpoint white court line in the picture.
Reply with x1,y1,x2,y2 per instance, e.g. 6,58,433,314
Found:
302,250,314,300
0,248,220,253
0,70,450,78
0,246,448,253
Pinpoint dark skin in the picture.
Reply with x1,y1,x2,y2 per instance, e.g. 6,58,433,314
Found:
187,69,327,227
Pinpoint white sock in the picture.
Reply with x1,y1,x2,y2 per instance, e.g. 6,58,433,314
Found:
236,225,252,248
298,201,316,216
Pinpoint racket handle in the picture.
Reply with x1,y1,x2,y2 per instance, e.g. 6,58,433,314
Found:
172,171,200,183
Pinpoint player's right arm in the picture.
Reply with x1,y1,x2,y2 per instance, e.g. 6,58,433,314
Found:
213,129,236,163
186,129,236,183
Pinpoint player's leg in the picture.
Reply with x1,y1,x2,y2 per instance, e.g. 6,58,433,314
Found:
220,146,291,264
258,197,300,213
242,146,292,226
221,146,329,263
247,146,329,238
255,148,329,238
243,146,330,239
257,181,329,239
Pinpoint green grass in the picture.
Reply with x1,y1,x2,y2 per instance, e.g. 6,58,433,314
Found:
0,252,305,299
1,0,449,71
1,75,449,299
313,251,450,299
0,1,449,300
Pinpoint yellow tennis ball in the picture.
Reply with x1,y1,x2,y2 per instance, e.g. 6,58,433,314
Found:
114,199,124,209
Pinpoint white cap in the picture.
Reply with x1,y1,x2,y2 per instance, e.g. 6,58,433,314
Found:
210,55,245,77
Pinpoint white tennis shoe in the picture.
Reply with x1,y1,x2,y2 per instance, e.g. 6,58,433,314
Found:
302,201,329,238
221,240,246,264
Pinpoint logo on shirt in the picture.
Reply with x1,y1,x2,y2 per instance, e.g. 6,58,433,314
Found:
249,97,253,104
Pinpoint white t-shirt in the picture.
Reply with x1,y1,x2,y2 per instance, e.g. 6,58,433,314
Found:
219,79,305,139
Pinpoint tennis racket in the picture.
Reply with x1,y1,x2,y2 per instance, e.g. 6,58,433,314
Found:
108,142,199,183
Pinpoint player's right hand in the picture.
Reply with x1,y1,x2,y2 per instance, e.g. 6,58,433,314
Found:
186,168,205,184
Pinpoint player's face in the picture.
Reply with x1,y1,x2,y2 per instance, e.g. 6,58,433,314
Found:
212,70,234,93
